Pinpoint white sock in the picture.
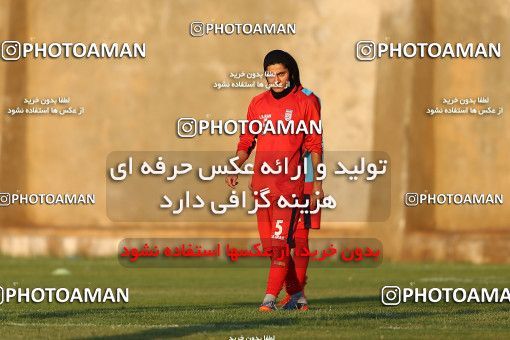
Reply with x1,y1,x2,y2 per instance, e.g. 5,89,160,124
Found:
297,295,307,304
263,294,276,304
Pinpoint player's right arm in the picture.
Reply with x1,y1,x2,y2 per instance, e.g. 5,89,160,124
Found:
225,150,250,188
225,100,257,188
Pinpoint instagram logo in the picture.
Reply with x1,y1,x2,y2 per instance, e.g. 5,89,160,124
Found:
356,40,376,61
177,118,197,138
1,41,21,61
0,193,10,206
404,193,419,207
381,286,401,306
190,21,205,37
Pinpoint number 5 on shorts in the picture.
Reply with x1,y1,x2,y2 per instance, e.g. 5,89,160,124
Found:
273,219,283,239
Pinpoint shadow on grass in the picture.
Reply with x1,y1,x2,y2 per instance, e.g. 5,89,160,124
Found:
20,304,244,320
16,296,493,339
81,318,296,339
20,295,486,320
228,295,381,309
20,296,380,320
297,295,380,305
77,308,485,339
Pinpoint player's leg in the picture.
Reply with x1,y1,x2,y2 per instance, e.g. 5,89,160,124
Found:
278,223,310,310
262,201,303,311
293,227,310,293
256,205,278,311
292,227,310,310
278,211,306,306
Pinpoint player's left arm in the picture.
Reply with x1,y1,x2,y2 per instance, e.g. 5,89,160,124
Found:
303,95,324,210
309,152,324,210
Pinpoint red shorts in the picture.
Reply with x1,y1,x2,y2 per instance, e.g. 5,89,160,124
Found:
256,195,299,250
256,194,318,250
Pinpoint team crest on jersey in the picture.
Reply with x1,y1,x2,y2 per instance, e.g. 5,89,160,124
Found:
284,109,293,121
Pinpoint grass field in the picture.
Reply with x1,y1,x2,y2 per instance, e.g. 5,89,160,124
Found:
0,257,509,339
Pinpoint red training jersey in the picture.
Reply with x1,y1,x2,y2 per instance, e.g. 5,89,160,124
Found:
237,85,323,197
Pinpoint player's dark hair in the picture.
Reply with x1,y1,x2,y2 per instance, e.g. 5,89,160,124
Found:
263,50,301,90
